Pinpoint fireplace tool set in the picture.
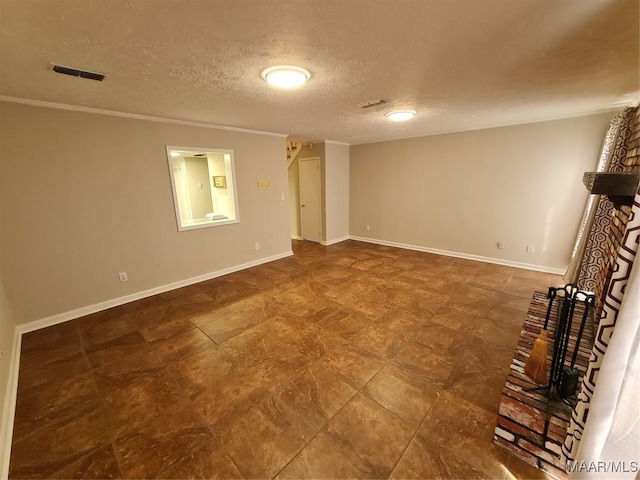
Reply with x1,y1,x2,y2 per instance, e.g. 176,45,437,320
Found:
524,284,596,405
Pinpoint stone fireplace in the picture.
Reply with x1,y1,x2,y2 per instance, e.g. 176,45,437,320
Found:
494,106,640,478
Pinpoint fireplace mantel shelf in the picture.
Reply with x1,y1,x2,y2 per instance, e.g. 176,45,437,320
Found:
582,172,640,207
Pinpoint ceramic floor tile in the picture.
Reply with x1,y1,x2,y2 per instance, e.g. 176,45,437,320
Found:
191,368,271,429
317,343,386,389
77,316,138,349
350,309,427,359
138,315,195,343
273,362,357,431
468,270,513,292
91,345,165,393
390,285,449,317
149,326,216,363
391,340,458,387
316,311,372,339
247,352,314,393
411,320,473,359
10,239,555,480
444,337,515,413
446,283,500,317
166,343,236,397
12,371,99,441
9,407,110,479
219,317,301,366
322,288,391,320
19,321,78,353
427,305,483,332
362,363,440,428
157,441,243,479
83,331,148,370
223,398,317,479
276,432,368,479
417,390,513,478
323,393,416,479
476,306,527,349
16,351,92,395
114,403,214,479
390,431,490,479
99,370,186,437
18,332,83,372
198,312,262,343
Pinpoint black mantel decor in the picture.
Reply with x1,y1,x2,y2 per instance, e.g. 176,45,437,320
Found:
582,172,640,207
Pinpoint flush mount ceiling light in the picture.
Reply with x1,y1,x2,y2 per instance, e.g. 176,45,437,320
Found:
385,110,417,121
261,65,311,89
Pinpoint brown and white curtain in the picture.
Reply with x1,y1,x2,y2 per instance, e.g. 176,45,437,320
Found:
562,185,640,477
563,108,635,290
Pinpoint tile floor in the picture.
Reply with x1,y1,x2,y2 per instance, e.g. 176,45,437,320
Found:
9,240,562,479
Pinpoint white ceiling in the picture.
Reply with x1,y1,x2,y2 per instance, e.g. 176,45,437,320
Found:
1,0,638,145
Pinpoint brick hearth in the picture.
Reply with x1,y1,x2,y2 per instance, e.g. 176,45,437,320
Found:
494,290,595,479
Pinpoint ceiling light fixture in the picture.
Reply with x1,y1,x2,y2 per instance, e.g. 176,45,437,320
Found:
261,65,311,89
386,110,417,121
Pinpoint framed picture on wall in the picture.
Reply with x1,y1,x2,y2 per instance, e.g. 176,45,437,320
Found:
213,175,226,188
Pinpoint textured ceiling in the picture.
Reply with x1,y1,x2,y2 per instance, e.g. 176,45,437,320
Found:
0,0,638,144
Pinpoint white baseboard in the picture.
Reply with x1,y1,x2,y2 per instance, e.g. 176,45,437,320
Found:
18,250,293,335
0,328,21,480
2,251,295,475
322,235,350,246
290,235,303,241
349,236,566,275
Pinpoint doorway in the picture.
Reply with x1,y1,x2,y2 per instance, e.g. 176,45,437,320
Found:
299,157,322,243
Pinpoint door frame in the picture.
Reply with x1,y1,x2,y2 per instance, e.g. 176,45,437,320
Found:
298,156,322,243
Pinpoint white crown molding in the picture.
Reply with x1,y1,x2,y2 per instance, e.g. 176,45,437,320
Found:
349,106,628,146
0,96,288,138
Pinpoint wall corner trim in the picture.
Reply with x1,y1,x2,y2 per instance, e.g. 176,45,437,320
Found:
0,329,21,480
322,236,350,246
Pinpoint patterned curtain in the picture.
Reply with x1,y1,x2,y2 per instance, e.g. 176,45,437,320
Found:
562,183,640,468
563,108,635,289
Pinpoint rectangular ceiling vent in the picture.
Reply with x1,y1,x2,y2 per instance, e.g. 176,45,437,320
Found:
50,64,106,81
357,99,387,109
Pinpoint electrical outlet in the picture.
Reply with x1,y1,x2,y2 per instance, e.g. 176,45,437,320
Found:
118,272,128,282
498,242,505,249
268,241,274,249
255,242,260,250
365,224,371,231
526,245,535,254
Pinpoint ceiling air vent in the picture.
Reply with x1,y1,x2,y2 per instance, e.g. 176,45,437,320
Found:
357,99,387,109
50,64,106,81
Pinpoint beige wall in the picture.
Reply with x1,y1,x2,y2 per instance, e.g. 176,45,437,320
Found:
0,101,290,324
350,112,616,271
324,141,350,244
